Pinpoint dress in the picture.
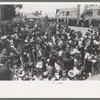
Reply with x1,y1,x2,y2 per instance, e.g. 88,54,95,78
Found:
84,53,93,73
62,57,74,71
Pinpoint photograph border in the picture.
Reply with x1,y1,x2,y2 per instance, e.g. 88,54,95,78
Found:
0,0,100,99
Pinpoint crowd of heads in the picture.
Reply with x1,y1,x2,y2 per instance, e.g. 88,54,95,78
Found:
0,19,100,81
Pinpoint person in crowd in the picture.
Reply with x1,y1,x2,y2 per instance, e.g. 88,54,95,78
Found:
84,48,94,78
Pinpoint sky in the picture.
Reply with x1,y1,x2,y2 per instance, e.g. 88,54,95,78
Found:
19,3,99,16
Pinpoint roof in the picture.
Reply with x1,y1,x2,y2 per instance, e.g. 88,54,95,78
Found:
85,17,100,20
26,14,38,19
87,6,100,10
58,7,77,11
53,16,78,19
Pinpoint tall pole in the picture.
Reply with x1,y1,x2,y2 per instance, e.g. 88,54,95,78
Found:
0,5,2,24
77,4,80,18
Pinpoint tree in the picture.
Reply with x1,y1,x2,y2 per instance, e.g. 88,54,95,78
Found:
1,5,23,20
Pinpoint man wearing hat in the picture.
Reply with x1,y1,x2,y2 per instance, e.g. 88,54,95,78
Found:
62,50,74,78
98,24,100,36
0,66,12,80
54,57,63,80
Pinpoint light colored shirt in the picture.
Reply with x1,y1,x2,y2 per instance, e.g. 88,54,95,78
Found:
85,53,93,60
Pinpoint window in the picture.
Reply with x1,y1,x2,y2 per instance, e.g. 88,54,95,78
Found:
60,11,65,16
63,12,65,16
66,11,70,16
85,11,93,17
98,10,100,15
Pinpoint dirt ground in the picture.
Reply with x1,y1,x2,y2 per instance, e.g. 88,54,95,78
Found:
69,26,89,37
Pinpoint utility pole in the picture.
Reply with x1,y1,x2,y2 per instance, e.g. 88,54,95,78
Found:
77,4,81,18
0,5,2,24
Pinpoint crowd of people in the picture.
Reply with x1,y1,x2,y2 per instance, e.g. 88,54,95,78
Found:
0,18,100,81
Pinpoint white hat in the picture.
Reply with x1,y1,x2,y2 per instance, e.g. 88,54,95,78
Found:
68,70,76,78
24,39,29,43
0,63,4,67
26,25,29,28
43,71,48,76
90,25,93,28
1,36,7,39
55,73,60,79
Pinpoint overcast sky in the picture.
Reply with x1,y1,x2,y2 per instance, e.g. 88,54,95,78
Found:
19,3,99,16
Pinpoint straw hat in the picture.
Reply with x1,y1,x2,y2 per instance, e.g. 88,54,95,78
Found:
68,70,76,78
0,63,4,67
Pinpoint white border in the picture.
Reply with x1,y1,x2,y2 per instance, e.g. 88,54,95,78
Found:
0,2,100,98
0,81,100,98
0,2,99,4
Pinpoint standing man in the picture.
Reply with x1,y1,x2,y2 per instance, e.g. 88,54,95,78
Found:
98,24,100,36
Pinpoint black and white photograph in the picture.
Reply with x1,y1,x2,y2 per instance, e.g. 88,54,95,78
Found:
0,2,100,81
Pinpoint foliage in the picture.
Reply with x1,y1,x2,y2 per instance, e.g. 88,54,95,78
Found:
1,5,23,20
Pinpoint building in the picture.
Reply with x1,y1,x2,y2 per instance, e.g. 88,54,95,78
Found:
25,11,42,20
56,7,78,18
54,5,81,26
54,4,100,27
82,4,100,27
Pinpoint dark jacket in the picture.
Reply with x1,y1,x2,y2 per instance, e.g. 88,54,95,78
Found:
62,57,74,71
0,67,12,80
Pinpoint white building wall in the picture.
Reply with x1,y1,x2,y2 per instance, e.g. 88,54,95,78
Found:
56,8,78,18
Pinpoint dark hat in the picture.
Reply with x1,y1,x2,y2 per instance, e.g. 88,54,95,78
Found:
86,47,93,53
24,44,32,50
52,50,58,56
56,60,62,66
65,50,70,58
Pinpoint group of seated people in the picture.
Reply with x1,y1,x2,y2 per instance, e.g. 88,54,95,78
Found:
0,19,100,81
